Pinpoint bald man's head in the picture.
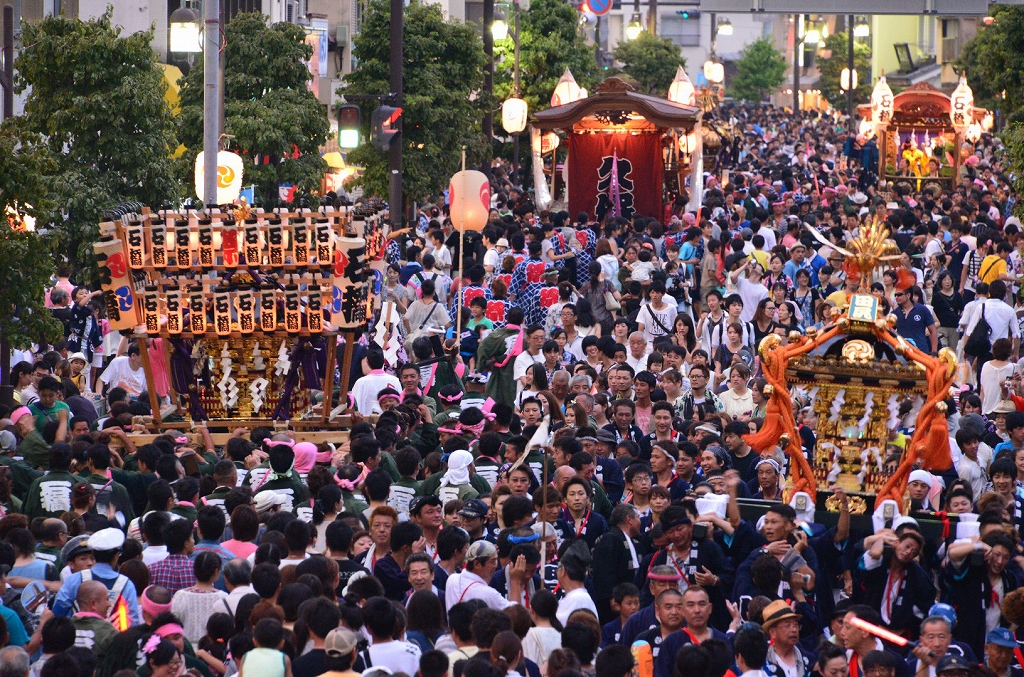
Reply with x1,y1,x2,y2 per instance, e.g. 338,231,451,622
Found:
553,466,576,491
77,580,110,617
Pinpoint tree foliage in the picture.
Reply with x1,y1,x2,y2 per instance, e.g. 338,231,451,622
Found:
611,32,685,96
493,0,600,115
178,13,329,209
14,11,179,285
730,37,788,103
815,32,871,109
343,0,489,203
956,6,1024,123
1002,123,1024,217
0,122,62,348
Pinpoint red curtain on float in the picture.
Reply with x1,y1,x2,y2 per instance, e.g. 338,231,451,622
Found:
567,132,663,222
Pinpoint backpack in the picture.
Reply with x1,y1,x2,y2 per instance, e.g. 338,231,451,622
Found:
964,304,992,357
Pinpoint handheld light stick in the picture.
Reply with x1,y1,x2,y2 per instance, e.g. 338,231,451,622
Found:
849,617,936,658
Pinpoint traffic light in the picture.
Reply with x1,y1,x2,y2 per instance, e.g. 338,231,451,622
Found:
337,104,361,149
677,9,700,19
371,105,402,151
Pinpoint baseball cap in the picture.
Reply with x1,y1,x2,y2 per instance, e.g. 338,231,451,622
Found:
987,628,1017,648
409,495,442,517
458,499,488,519
10,407,32,424
466,540,497,562
89,528,125,552
254,490,287,514
0,431,16,454
324,627,359,657
936,655,970,674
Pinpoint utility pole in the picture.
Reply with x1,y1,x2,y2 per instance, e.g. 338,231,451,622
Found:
482,0,494,182
203,0,220,207
847,14,855,134
0,4,13,408
647,0,657,35
792,14,800,113
389,0,403,226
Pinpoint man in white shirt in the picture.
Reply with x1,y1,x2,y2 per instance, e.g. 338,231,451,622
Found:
94,343,147,396
963,280,1020,356
222,559,256,615
444,541,525,611
351,348,401,414
556,540,598,625
363,596,422,675
626,332,651,373
728,257,769,323
637,283,678,344
513,325,547,397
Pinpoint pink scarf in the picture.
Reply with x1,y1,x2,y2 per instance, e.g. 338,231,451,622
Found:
494,324,524,368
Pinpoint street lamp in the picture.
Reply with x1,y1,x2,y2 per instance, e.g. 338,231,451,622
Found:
716,18,733,35
169,5,201,73
491,8,509,41
853,17,870,38
703,60,724,84
840,67,858,92
625,11,645,40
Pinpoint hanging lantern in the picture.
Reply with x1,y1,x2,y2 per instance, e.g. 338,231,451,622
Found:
448,170,490,232
540,132,560,154
982,112,995,131
667,66,695,106
703,60,724,84
194,151,244,205
858,119,875,138
678,132,698,154
165,289,184,335
950,74,974,130
213,290,232,336
966,122,982,143
502,97,529,133
551,69,586,106
840,68,858,93
870,72,894,125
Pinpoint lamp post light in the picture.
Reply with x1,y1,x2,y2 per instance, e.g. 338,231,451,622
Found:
625,7,644,41
169,5,201,74
716,17,732,36
853,16,870,38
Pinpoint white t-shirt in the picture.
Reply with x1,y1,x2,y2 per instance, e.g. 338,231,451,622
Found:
637,302,678,344
513,350,545,397
428,245,453,272
98,356,146,395
735,277,769,322
351,371,402,414
484,248,500,272
368,640,422,675
556,587,598,626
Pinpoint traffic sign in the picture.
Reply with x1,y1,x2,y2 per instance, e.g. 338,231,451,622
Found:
589,0,612,17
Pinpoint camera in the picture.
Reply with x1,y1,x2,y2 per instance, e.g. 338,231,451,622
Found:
692,523,709,540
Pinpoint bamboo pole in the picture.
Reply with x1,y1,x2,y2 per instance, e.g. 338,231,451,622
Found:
135,335,163,427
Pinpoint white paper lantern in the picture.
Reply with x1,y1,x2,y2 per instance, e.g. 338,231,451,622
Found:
502,97,528,133
449,170,491,232
540,132,560,154
551,69,586,107
950,75,975,130
983,112,995,131
841,67,858,92
194,151,244,205
667,66,695,106
858,120,875,139
703,60,724,84
679,132,698,154
870,72,894,125
966,122,982,143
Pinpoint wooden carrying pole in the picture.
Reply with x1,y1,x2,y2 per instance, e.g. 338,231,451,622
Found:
134,334,163,426
321,332,338,424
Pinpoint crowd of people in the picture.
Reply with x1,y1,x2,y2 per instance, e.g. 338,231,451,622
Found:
0,105,1020,677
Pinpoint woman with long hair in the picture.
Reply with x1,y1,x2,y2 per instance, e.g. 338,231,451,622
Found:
523,590,564,665
672,314,697,353
406,589,447,653
172,552,229,643
517,363,547,410
491,631,524,677
575,298,601,338
563,402,589,430
537,391,565,426
751,298,778,347
790,269,819,331
312,485,343,552
931,271,964,352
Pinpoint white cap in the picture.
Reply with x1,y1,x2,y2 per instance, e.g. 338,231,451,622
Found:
908,469,933,486
89,528,126,551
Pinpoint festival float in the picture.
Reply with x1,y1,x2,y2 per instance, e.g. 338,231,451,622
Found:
740,218,959,533
857,74,991,193
91,199,388,431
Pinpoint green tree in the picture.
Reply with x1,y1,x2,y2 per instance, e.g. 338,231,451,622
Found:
956,6,1024,123
815,32,871,109
178,13,329,209
730,37,787,103
0,122,62,348
611,32,685,95
343,0,489,203
493,0,600,115
14,12,179,285
1002,123,1024,216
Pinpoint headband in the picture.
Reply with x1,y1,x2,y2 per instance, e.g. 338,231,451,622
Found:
143,635,162,655
438,391,464,404
378,392,401,403
174,436,189,445
508,532,540,544
154,623,185,639
141,586,172,617
755,458,781,474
